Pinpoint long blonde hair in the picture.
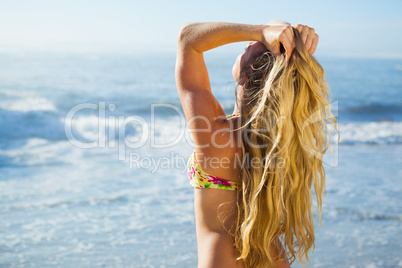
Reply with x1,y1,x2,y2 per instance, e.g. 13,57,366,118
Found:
233,28,338,267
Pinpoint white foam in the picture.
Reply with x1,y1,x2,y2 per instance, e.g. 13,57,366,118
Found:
0,138,85,167
64,115,102,142
340,121,402,144
0,88,57,112
0,95,57,112
0,89,36,98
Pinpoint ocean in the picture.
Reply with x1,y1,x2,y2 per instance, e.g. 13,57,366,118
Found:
0,51,401,268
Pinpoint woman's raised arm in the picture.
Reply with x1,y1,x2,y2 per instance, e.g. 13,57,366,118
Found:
178,22,263,53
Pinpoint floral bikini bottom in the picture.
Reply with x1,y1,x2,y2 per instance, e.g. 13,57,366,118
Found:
187,151,240,191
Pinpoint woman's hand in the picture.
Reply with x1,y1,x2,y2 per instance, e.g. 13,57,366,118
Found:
261,24,296,61
292,24,319,55
260,23,319,60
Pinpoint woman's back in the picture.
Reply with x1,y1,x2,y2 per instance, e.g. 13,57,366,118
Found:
191,114,243,267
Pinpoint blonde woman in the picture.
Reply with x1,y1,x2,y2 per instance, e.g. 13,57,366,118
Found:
176,20,336,268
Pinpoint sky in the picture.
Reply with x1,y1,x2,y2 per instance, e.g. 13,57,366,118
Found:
1,0,401,58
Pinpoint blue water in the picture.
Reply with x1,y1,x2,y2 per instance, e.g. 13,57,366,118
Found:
0,51,401,268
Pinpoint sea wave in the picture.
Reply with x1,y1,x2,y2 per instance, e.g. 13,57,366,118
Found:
138,116,402,146
330,207,402,221
0,109,65,142
150,116,402,146
339,121,402,145
0,97,57,112
344,103,402,116
1,109,402,152
0,89,57,112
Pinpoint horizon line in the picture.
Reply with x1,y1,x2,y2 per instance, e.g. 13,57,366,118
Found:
1,45,402,60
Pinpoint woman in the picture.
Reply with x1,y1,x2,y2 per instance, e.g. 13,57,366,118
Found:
175,20,336,268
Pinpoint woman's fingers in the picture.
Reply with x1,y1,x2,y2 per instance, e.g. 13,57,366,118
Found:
301,27,309,45
292,24,319,55
305,27,315,52
279,26,295,60
293,24,308,44
280,37,293,60
309,34,319,54
262,25,296,60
